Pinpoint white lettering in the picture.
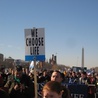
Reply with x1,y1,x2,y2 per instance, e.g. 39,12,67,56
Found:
71,94,84,98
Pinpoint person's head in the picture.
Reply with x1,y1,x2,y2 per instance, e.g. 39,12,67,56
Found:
51,70,63,83
81,71,87,78
14,66,23,79
43,69,48,76
42,81,63,98
72,71,76,77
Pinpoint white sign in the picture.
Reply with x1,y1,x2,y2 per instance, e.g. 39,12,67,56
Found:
25,28,45,61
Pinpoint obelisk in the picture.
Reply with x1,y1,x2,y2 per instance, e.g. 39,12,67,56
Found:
82,47,84,69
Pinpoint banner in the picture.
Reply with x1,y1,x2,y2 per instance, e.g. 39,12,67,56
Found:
37,83,88,98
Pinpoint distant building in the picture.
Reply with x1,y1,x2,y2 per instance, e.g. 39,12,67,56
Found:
54,55,57,64
0,53,4,62
49,54,57,65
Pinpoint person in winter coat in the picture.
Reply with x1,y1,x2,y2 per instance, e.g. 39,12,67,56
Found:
4,66,35,98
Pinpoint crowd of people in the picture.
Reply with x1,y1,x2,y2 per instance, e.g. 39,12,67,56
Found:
0,66,98,98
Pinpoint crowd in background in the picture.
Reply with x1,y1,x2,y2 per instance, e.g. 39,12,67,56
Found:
0,66,98,98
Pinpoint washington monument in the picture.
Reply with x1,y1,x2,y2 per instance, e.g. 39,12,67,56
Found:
82,47,84,68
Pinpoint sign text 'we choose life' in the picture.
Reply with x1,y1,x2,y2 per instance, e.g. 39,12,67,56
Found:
25,28,45,61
